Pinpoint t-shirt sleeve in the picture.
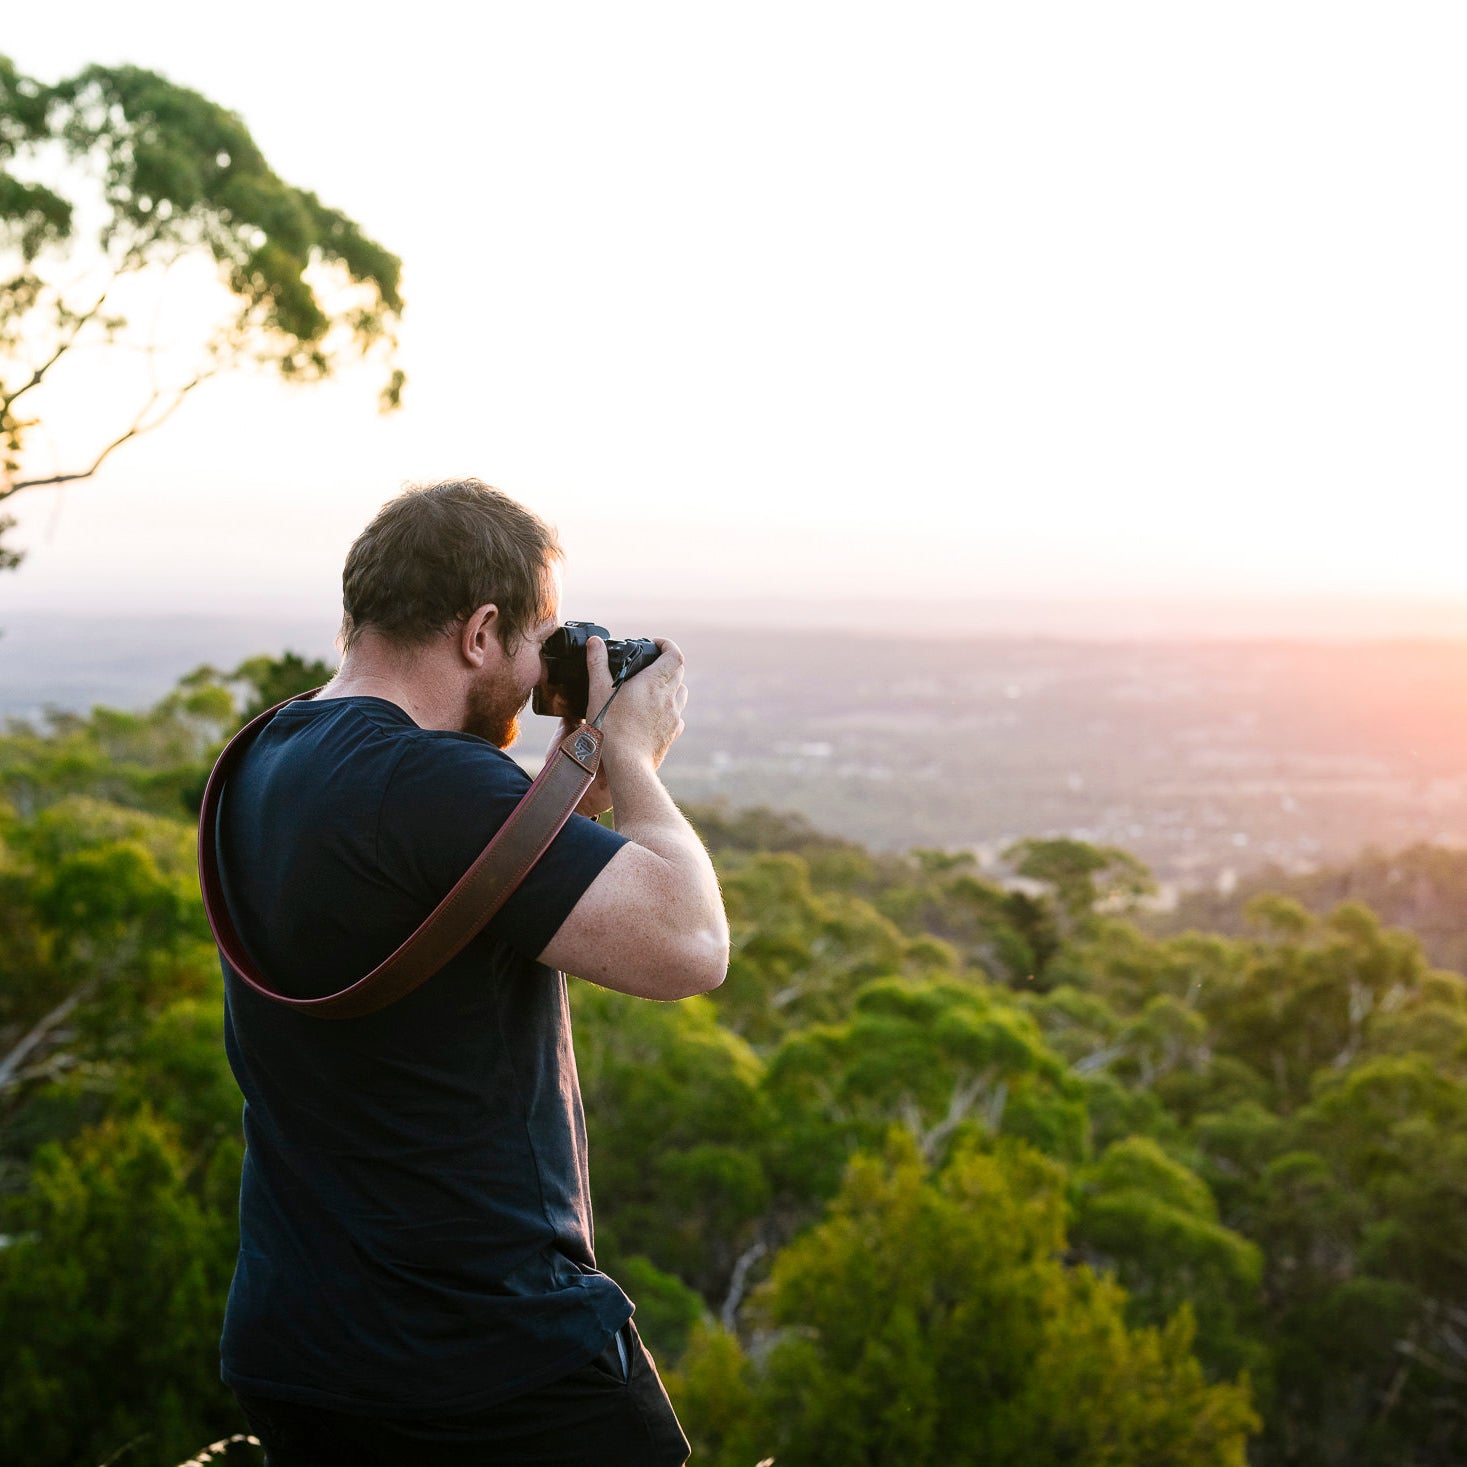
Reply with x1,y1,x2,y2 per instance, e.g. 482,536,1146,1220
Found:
377,732,629,960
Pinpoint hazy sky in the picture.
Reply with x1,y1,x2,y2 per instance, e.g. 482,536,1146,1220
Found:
4,3,1465,636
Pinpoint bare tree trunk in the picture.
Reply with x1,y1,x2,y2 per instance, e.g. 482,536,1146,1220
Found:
0,984,91,1091
720,1241,769,1333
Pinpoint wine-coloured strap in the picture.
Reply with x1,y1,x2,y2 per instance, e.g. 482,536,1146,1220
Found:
197,691,599,1018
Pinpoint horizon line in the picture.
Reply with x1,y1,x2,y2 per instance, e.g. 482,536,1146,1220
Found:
7,588,1467,645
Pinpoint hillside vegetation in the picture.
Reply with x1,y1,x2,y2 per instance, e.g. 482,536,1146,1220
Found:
1,661,1464,1466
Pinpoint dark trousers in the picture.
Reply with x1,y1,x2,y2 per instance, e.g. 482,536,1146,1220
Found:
233,1321,689,1467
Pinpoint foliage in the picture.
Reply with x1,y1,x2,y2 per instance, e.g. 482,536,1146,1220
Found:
0,650,334,824
763,978,1088,1207
2,663,1467,1463
713,852,920,1044
1005,835,1157,940
228,651,337,723
571,985,772,1310
1157,839,1467,978
1070,1136,1265,1381
668,1133,1258,1467
0,56,404,564
0,1109,241,1467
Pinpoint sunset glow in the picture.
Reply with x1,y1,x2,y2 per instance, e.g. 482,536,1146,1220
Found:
4,3,1465,637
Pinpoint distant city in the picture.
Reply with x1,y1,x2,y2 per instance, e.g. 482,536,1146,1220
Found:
654,629,1467,907
5,611,1466,903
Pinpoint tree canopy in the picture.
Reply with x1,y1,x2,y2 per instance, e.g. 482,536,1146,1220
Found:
0,56,404,564
3,663,1467,1463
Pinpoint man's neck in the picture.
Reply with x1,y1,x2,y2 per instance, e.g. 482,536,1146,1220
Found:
319,636,465,732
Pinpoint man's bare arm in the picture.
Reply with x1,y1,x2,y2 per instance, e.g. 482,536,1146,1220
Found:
537,638,729,999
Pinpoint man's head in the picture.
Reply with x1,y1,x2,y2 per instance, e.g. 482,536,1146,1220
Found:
342,480,562,653
340,480,563,745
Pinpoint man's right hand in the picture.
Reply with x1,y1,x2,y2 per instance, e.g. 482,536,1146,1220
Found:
586,635,688,775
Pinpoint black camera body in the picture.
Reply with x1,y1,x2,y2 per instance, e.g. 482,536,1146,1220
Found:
532,621,659,720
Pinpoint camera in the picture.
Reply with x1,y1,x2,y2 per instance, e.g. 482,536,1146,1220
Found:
532,621,660,720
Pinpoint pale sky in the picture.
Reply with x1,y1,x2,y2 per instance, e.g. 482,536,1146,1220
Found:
3,3,1466,637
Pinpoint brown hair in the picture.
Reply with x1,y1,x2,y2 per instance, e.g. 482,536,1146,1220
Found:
340,480,562,652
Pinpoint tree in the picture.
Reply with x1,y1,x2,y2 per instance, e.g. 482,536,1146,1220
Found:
1071,1135,1265,1382
229,650,338,724
1005,837,1157,939
0,57,404,564
571,985,773,1319
714,852,918,1045
668,1133,1258,1467
762,979,1088,1208
1207,901,1432,1111
0,652,336,823
0,1108,242,1467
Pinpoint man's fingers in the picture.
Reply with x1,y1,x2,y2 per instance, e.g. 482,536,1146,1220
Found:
591,632,690,771
586,635,614,702
651,638,685,682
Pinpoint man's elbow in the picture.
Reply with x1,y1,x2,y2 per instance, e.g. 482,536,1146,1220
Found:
668,926,728,998
695,938,730,995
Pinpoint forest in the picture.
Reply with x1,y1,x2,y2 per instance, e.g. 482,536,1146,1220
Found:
1,656,1464,1467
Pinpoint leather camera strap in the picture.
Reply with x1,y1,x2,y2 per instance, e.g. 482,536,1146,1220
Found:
197,690,602,1019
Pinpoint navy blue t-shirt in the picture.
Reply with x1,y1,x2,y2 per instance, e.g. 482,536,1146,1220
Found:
215,696,632,1415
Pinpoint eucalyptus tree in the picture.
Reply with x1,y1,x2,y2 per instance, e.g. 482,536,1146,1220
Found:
669,1133,1259,1467
0,56,404,564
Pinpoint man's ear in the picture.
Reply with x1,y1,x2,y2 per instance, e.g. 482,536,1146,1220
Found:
461,604,501,668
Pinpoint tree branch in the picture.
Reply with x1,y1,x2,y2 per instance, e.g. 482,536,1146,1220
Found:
0,60,403,519
1073,1042,1127,1075
1394,1337,1467,1387
719,1241,769,1333
3,371,213,497
0,282,118,419
902,1071,991,1162
0,982,93,1091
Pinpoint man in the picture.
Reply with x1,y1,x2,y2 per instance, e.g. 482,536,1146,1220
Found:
214,480,727,1465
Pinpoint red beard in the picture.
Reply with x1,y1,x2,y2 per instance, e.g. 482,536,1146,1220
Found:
463,673,529,749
